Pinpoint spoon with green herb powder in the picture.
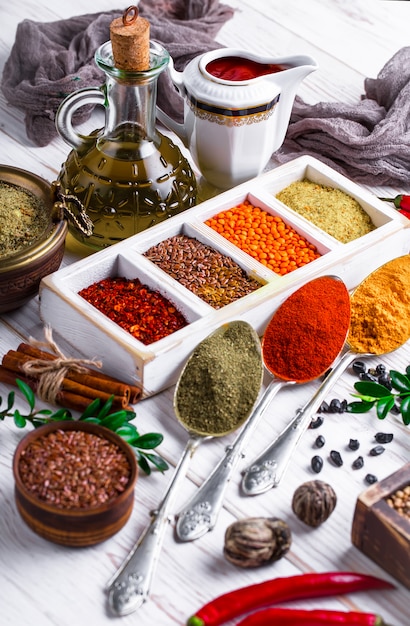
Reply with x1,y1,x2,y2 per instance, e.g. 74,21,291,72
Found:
107,320,263,616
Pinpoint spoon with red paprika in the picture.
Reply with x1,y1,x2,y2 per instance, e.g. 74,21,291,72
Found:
176,275,350,542
242,254,410,496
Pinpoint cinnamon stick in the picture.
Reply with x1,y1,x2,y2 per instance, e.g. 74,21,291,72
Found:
17,343,141,403
0,365,129,413
2,352,129,408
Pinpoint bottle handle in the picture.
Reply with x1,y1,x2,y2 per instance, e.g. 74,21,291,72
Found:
55,87,106,150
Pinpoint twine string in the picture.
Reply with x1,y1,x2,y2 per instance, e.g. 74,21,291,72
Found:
21,327,102,404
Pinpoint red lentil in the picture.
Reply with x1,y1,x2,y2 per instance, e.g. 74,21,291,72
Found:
18,429,131,509
205,200,321,276
79,276,188,344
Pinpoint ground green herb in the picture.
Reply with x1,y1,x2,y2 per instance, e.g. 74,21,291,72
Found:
276,179,375,243
0,181,49,258
175,321,262,435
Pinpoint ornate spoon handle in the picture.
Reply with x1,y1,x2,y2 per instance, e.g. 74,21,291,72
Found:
175,380,287,542
106,436,204,616
241,351,358,496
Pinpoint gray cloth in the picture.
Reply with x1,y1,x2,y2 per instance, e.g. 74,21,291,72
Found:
1,0,234,146
275,46,410,186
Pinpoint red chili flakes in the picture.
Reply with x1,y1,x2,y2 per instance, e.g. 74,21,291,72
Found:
79,276,189,345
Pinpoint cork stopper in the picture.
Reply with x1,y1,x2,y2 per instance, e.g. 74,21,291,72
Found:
110,6,150,71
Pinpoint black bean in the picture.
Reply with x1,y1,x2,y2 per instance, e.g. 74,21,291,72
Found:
375,432,393,444
348,438,360,451
365,474,378,485
390,403,400,415
329,399,342,413
360,372,378,383
370,445,385,456
311,455,323,474
318,401,329,414
352,456,364,470
378,373,392,390
315,435,325,448
309,415,324,429
375,364,386,375
352,360,367,376
330,450,343,467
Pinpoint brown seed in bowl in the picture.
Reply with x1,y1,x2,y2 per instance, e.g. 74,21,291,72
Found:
18,428,131,510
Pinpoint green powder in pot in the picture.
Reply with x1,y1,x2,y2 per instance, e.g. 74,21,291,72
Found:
0,181,49,258
276,179,375,243
175,321,263,436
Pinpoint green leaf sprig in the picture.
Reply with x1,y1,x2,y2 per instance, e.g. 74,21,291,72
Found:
347,365,410,426
0,379,169,475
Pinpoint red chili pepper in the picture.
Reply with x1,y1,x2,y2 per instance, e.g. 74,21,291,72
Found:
236,607,386,626
186,572,395,626
379,195,410,219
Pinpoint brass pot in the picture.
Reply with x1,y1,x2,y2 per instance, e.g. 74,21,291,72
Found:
0,165,67,313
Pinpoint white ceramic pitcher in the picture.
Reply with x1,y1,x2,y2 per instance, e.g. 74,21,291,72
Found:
157,48,318,189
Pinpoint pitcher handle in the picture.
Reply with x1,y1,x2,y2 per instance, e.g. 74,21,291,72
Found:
56,86,106,150
156,55,189,146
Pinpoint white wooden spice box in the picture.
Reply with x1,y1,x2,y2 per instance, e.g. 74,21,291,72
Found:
39,156,410,397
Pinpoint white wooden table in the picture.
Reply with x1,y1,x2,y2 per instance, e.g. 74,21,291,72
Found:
1,1,409,625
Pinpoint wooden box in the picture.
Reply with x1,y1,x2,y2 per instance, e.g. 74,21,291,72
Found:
351,463,410,590
39,156,410,397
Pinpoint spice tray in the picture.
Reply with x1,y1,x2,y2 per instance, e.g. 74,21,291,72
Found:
351,462,410,589
39,156,410,397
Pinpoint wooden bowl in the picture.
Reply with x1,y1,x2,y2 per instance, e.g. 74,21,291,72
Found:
13,421,138,547
0,165,67,313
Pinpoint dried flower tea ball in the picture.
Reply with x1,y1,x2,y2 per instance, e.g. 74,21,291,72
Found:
223,517,291,568
292,480,337,527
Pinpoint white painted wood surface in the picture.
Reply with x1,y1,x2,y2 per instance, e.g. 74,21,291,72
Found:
0,1,409,625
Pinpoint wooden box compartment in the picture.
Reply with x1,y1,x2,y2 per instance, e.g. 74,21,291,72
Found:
39,156,410,397
351,462,410,590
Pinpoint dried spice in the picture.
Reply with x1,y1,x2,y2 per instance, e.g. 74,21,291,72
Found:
205,199,321,276
223,517,291,568
175,321,262,435
261,276,350,382
18,429,131,509
79,276,188,345
348,255,410,355
143,234,261,308
276,179,375,243
0,180,49,258
292,480,337,527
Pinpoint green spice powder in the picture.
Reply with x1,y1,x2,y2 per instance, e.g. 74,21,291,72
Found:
276,179,375,243
0,181,49,258
175,321,263,436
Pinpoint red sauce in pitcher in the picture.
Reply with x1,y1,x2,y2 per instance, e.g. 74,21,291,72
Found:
206,56,289,81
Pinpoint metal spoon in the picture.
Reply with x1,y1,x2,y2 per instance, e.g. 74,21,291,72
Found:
241,257,410,496
175,275,350,542
106,320,262,616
